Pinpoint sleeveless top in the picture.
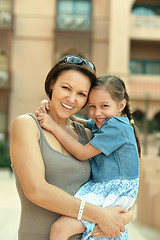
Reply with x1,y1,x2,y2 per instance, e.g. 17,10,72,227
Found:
14,113,91,240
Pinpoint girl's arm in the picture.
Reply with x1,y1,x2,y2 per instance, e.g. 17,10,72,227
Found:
37,113,101,161
35,99,88,128
10,115,125,238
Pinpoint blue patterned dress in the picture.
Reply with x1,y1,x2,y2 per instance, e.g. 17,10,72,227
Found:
74,117,139,240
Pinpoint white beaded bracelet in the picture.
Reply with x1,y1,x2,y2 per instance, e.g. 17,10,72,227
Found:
77,200,85,220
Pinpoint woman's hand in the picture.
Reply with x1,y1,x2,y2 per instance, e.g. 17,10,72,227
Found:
120,205,134,225
35,100,50,116
96,206,126,238
92,205,134,238
37,113,56,133
91,225,105,238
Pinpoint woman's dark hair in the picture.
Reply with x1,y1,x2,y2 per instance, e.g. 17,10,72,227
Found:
96,75,141,157
45,55,97,103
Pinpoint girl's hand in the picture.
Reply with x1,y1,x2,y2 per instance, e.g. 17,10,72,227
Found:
97,206,126,238
37,113,56,133
35,100,50,116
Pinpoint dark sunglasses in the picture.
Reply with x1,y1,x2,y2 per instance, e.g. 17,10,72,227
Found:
62,56,96,73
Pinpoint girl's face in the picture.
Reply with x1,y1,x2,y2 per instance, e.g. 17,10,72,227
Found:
89,87,126,128
50,69,91,120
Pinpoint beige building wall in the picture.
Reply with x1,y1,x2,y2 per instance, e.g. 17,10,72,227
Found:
107,0,134,79
92,0,109,75
9,0,56,130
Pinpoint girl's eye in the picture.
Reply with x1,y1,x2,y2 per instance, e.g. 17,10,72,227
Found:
89,105,95,108
102,105,109,108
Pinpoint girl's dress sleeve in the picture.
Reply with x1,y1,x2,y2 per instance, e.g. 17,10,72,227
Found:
89,120,127,156
86,119,94,130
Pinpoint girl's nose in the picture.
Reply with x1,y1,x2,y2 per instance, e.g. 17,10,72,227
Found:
94,108,101,116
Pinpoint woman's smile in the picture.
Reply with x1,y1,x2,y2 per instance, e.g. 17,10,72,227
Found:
61,102,75,111
50,70,91,121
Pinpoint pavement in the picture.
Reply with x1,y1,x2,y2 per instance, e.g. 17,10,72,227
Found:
0,169,160,240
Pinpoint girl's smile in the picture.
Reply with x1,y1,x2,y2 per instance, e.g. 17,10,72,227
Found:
89,87,126,128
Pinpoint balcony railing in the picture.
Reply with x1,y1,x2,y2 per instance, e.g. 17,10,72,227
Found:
57,13,91,31
130,15,160,40
134,16,160,28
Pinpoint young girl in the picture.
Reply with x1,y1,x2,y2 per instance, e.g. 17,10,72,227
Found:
37,75,140,240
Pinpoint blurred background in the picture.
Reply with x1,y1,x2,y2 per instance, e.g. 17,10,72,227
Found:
0,0,160,239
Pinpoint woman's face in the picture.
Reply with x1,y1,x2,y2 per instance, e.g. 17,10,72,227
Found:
50,69,91,120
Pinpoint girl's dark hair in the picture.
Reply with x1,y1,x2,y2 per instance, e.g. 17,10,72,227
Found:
45,56,97,105
96,75,141,157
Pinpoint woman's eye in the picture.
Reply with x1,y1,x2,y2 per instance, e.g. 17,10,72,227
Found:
78,93,86,97
62,86,70,90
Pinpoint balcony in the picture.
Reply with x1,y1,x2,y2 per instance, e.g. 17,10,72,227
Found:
56,13,91,31
130,15,160,41
128,74,160,100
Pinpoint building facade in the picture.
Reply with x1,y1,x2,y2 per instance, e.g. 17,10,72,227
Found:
0,0,160,139
0,0,13,139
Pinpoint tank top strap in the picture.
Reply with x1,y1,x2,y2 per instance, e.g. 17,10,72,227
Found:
73,121,89,145
26,113,44,136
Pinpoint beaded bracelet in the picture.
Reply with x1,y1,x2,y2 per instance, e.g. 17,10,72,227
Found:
77,200,85,220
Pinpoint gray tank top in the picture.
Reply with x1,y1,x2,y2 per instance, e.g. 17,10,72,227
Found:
14,113,91,240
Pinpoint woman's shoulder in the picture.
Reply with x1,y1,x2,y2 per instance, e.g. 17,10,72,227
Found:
13,113,36,126
12,114,40,137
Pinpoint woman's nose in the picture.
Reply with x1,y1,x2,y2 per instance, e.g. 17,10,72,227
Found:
67,92,76,103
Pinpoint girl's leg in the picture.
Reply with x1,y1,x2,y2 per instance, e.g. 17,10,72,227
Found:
50,215,85,240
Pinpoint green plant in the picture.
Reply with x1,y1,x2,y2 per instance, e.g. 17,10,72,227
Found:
0,140,11,168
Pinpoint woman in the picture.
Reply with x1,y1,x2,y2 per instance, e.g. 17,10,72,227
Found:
10,55,133,240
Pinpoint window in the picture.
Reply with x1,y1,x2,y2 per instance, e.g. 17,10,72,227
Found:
132,5,160,17
130,60,160,75
57,0,91,31
0,52,9,87
0,0,12,29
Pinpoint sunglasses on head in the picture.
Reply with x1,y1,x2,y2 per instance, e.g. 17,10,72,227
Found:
62,55,96,73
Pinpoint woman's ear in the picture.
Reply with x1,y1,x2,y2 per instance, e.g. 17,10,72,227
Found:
118,99,127,113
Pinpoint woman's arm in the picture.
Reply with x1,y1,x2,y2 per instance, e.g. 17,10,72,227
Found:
37,113,100,161
10,115,125,238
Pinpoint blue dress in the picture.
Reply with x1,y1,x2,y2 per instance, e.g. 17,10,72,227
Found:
74,117,139,240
